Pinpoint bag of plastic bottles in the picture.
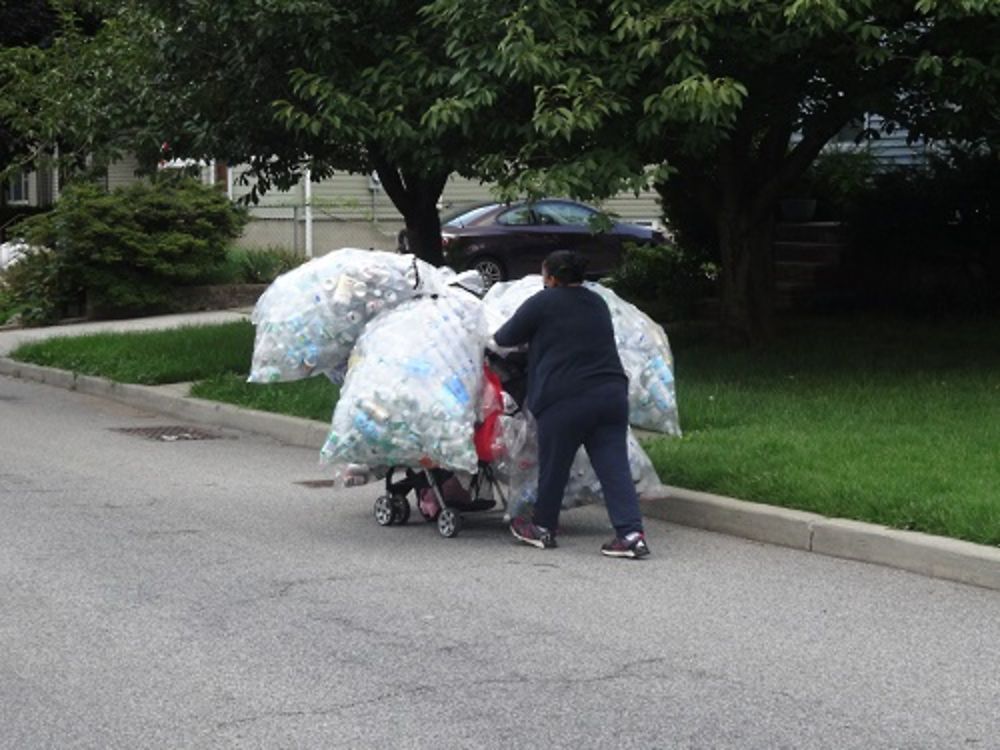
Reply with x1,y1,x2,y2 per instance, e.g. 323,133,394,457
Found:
497,408,660,518
561,429,660,509
481,276,544,349
482,275,680,435
583,283,680,436
320,291,487,475
248,248,445,383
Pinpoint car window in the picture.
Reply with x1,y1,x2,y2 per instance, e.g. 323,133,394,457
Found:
534,202,596,227
443,204,499,227
496,206,534,226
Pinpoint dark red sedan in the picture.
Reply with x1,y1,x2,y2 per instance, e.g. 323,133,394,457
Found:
409,199,667,286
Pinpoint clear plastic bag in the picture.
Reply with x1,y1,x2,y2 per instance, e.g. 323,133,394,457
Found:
562,429,660,508
481,276,544,353
320,292,487,476
482,275,681,435
498,409,660,518
584,282,681,436
0,240,30,271
248,248,445,383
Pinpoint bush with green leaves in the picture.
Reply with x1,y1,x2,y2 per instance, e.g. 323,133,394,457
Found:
606,242,718,322
805,149,879,220
232,246,304,283
844,145,1000,311
0,247,75,325
189,246,304,285
18,177,247,316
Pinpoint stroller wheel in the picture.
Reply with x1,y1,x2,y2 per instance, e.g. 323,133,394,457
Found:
391,495,411,525
373,495,395,526
437,508,462,538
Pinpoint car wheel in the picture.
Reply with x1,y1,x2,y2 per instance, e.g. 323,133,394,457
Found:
470,256,506,288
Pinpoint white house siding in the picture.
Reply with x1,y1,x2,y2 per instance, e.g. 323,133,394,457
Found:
105,154,143,191
864,118,933,167
24,170,37,205
229,167,666,253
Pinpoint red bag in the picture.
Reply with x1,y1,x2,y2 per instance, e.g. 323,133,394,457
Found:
474,365,504,463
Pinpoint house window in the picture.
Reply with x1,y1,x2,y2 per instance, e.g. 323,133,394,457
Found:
4,170,30,204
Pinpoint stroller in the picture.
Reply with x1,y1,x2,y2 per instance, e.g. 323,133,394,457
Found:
372,351,527,538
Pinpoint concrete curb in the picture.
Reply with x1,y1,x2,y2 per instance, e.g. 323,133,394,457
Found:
4,355,999,592
641,486,1000,591
0,357,330,449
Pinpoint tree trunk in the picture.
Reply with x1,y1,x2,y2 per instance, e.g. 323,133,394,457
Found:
717,207,776,344
401,185,444,267
369,149,447,267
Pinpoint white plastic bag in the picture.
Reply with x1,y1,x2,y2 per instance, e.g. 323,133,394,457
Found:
481,276,544,351
0,240,31,271
584,282,681,436
498,409,660,517
482,275,680,435
248,248,445,383
562,429,660,508
320,292,488,475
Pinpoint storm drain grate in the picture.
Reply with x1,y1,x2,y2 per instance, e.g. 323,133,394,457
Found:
111,425,228,442
295,479,337,489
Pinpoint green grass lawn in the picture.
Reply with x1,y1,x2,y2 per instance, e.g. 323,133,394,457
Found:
648,314,1000,546
190,373,339,422
10,320,338,421
10,313,1000,546
11,321,256,384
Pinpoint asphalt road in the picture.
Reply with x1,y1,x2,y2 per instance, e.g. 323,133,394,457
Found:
2,375,999,750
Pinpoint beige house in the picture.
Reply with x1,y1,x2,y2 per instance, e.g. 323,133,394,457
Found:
5,153,664,255
6,115,928,252
228,167,666,256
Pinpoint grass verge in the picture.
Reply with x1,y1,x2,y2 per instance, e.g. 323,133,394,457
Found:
190,373,338,422
646,313,1000,546
10,321,255,384
9,313,1000,546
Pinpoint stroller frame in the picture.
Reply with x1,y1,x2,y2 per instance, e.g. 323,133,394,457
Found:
373,460,509,538
371,347,525,539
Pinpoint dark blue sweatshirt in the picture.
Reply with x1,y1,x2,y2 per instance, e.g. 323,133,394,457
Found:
493,285,627,415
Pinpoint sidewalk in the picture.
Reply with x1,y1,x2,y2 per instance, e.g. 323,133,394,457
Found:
2,309,998,591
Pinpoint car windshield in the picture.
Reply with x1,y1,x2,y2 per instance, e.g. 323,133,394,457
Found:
442,203,499,228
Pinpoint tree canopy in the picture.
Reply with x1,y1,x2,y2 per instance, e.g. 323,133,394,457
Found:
3,0,998,338
2,0,539,264
427,0,1000,339
0,0,60,182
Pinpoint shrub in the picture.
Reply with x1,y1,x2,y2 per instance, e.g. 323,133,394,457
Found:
806,149,879,220
845,145,1000,311
0,291,13,326
0,247,75,325
233,246,304,283
191,246,304,285
606,241,719,322
17,177,247,317
189,247,246,285
0,205,48,243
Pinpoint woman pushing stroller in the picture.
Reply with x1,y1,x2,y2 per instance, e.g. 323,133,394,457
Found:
493,249,650,559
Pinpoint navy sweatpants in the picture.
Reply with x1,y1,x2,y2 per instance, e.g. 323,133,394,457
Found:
531,380,644,537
